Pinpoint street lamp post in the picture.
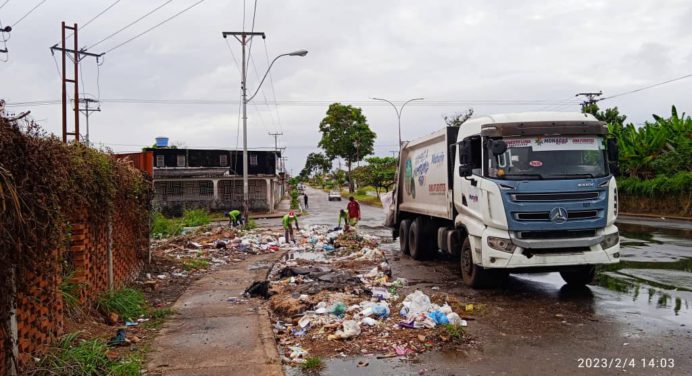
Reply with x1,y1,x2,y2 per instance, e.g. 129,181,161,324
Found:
372,97,424,149
223,30,307,206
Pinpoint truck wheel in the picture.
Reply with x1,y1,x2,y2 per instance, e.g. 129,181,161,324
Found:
408,217,428,260
460,238,489,288
560,266,595,286
399,219,411,255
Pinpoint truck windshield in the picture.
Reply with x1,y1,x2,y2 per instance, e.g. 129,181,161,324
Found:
486,135,608,180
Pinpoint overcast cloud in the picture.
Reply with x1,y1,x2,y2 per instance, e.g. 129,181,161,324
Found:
2,0,691,173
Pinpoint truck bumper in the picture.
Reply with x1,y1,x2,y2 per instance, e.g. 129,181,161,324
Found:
477,225,620,269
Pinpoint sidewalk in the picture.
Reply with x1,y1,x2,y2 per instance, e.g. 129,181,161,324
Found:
147,252,284,376
249,198,291,219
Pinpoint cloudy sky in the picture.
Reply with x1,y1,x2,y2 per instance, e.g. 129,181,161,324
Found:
2,0,691,173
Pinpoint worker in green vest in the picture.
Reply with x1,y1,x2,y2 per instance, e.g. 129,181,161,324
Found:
337,209,350,231
227,209,242,227
282,211,300,244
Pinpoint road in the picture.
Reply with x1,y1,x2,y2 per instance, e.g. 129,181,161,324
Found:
260,187,692,375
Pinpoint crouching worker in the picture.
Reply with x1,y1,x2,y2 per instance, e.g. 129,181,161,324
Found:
337,209,350,231
282,210,300,244
226,209,243,227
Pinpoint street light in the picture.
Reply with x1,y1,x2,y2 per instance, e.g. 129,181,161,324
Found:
236,45,307,206
371,97,423,149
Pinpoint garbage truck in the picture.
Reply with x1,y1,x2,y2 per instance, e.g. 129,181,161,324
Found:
386,112,621,287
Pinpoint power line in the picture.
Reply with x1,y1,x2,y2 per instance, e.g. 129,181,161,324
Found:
102,0,208,54
5,98,584,107
0,0,10,11
600,73,692,101
11,0,47,28
79,0,122,31
86,0,174,50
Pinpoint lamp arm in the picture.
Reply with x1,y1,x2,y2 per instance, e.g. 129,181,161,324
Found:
247,53,287,103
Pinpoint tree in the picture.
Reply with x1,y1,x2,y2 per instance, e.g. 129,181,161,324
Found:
444,108,474,127
356,156,397,196
582,103,627,127
299,152,332,178
318,103,376,192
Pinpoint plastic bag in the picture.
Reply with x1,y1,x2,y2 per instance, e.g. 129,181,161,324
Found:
361,317,377,326
336,320,361,339
404,290,432,318
439,304,453,315
372,303,390,318
427,310,449,325
446,312,467,327
330,302,347,318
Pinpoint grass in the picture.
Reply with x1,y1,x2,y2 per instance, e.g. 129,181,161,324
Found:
151,211,182,238
300,356,324,373
60,272,82,314
96,288,146,322
441,323,464,342
243,218,257,230
182,258,210,271
33,332,141,376
181,208,211,227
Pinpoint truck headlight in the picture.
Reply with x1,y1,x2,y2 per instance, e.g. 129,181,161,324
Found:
600,232,619,249
487,236,516,253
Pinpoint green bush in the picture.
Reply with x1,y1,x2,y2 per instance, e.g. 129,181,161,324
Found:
290,189,300,210
181,209,210,227
151,211,182,238
243,218,257,230
617,172,692,196
96,288,146,321
356,188,367,196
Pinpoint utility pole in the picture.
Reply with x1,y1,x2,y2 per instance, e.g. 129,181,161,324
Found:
78,98,100,145
389,151,398,157
222,31,265,206
268,131,283,152
575,91,603,110
50,22,103,143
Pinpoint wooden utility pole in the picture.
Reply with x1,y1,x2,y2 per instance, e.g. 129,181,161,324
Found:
50,22,103,143
575,91,603,110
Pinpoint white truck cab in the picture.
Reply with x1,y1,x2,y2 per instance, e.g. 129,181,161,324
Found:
389,112,621,287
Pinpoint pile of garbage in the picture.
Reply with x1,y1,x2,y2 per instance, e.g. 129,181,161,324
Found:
142,226,296,298
259,226,471,364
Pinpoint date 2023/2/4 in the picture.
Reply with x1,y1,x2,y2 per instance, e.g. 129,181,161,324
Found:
577,358,675,369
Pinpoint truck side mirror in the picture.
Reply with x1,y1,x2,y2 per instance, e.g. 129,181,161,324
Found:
607,138,620,177
458,164,473,177
607,139,619,163
487,139,507,155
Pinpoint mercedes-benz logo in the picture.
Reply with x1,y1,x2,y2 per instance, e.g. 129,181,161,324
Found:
550,207,568,224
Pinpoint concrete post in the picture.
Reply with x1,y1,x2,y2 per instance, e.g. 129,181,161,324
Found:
212,179,219,201
108,218,113,291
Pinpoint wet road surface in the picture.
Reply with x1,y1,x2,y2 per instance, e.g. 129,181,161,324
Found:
260,187,692,375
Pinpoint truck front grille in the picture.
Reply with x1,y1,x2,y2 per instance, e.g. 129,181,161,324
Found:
511,192,599,202
517,229,596,239
514,209,599,221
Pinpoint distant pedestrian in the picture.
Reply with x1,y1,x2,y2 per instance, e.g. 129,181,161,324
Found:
347,196,361,227
227,209,242,227
282,210,300,243
303,193,309,209
337,209,350,231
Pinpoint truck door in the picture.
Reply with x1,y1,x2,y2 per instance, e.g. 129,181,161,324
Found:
454,136,484,224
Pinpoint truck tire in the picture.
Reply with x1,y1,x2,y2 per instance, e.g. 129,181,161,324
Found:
399,219,411,255
408,217,427,260
560,266,595,286
460,237,489,288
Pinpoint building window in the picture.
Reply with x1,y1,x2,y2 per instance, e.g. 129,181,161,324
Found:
250,154,258,166
177,155,186,167
220,154,228,167
156,155,165,167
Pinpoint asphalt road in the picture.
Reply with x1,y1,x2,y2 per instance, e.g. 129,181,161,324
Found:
263,187,692,375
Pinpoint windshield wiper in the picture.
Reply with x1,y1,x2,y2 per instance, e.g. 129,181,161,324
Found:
503,173,543,180
549,173,595,178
